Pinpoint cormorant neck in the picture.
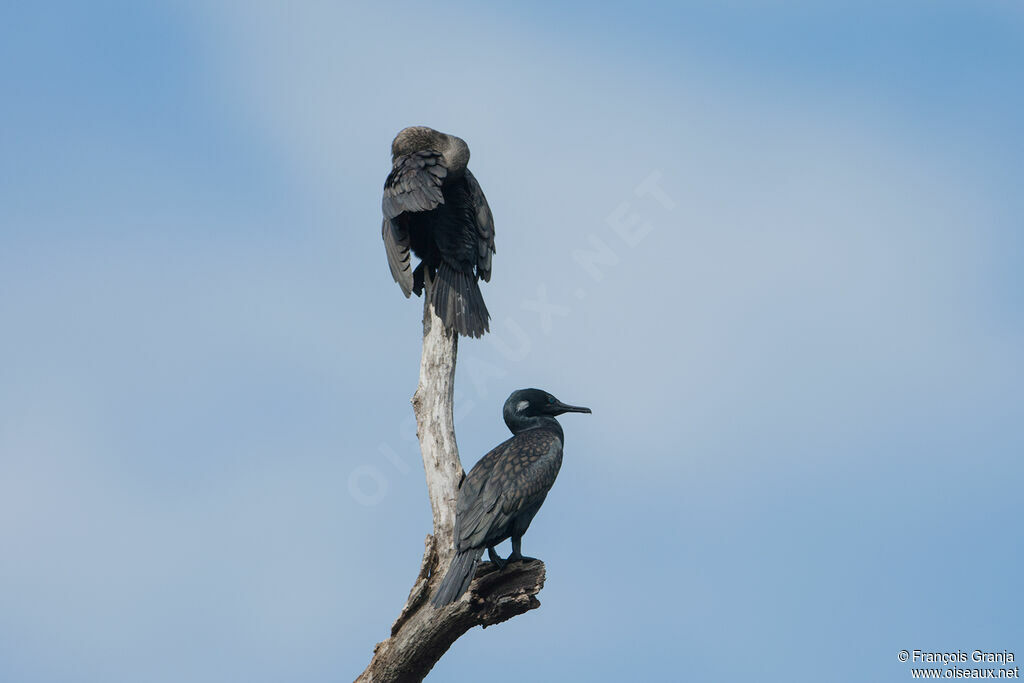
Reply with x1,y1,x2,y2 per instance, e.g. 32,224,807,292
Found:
504,413,564,439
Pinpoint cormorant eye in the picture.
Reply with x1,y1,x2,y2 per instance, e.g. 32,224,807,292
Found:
548,396,555,403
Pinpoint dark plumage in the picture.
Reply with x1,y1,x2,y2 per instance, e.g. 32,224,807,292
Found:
381,126,496,338
432,389,591,607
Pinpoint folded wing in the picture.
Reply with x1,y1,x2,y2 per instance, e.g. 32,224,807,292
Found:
381,150,448,296
464,169,495,282
454,432,561,551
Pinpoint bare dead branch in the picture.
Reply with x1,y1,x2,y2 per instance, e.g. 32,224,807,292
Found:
356,281,546,683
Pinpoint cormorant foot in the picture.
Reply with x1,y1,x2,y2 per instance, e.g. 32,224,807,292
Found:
506,551,537,563
487,546,508,570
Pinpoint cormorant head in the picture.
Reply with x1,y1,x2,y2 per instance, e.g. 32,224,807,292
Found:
391,126,470,172
503,388,592,425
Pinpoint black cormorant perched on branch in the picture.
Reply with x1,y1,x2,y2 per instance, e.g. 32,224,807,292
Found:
381,126,496,338
432,389,591,607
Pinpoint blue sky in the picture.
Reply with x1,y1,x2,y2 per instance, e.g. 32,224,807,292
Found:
1,1,1022,681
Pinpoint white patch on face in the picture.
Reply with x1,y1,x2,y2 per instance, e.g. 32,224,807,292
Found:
516,400,529,412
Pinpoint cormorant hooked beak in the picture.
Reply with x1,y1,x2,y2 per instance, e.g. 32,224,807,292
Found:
550,401,592,416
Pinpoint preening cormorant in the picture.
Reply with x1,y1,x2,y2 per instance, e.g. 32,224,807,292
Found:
381,126,496,338
432,389,591,607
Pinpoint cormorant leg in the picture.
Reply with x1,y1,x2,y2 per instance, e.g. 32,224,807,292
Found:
487,546,507,570
508,534,536,563
412,263,426,297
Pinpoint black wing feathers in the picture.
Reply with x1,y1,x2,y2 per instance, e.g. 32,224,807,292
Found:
454,429,562,552
381,150,447,296
381,150,447,219
464,169,495,282
382,218,413,296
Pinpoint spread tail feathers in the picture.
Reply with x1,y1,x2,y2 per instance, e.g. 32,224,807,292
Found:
432,548,485,607
432,262,490,338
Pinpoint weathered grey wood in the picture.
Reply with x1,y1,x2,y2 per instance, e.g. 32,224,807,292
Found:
355,279,546,683
411,286,462,567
